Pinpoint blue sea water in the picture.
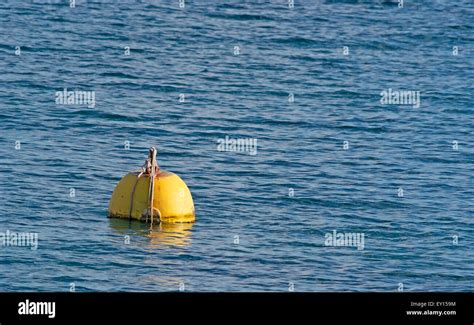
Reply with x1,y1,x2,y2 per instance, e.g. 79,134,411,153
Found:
0,0,473,292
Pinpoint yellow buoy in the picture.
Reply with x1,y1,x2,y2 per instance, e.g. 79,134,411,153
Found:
108,147,195,223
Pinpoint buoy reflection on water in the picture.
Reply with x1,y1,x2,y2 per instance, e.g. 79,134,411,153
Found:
109,218,193,248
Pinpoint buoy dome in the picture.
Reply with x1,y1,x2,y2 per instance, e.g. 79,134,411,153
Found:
108,169,195,224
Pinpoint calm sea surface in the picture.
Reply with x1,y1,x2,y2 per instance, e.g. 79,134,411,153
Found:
0,0,473,291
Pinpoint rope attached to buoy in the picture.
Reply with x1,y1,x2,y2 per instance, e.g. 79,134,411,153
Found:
128,147,160,223
147,147,160,225
148,148,156,225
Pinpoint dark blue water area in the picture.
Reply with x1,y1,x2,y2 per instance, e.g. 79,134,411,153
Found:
0,0,473,291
